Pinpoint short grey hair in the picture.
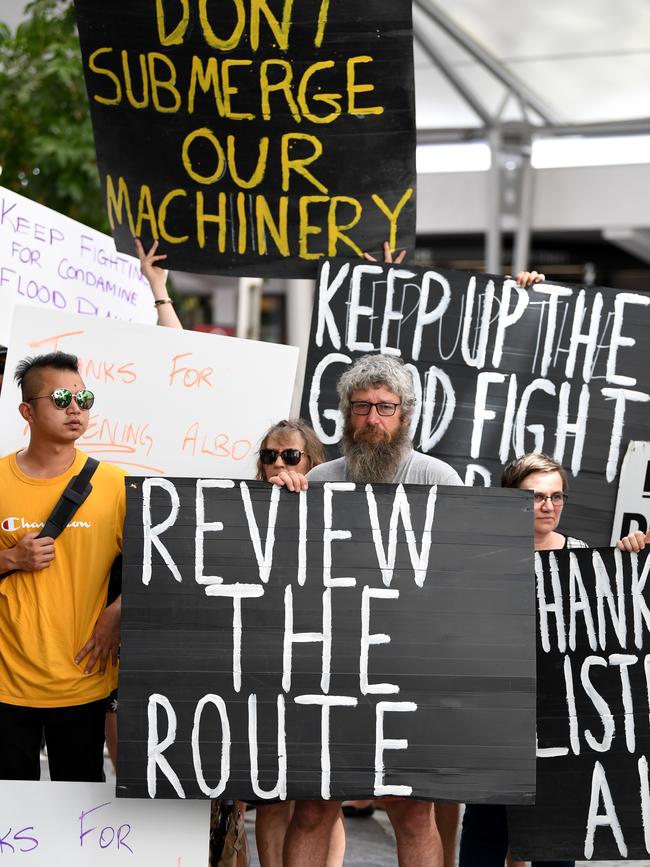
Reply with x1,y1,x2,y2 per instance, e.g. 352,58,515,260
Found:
337,354,417,421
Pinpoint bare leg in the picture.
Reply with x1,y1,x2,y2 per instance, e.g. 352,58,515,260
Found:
283,800,342,867
104,711,117,770
435,802,460,867
384,799,443,867
256,801,295,867
325,812,346,867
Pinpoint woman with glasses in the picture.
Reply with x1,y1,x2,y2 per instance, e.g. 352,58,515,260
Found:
500,452,649,553
459,451,646,867
501,452,586,552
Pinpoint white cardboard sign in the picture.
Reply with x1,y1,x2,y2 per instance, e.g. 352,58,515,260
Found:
0,306,298,478
0,185,156,344
0,780,209,865
610,440,650,544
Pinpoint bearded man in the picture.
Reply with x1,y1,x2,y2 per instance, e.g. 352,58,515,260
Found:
308,354,461,488
271,353,462,867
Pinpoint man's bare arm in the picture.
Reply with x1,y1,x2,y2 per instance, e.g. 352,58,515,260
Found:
75,596,121,675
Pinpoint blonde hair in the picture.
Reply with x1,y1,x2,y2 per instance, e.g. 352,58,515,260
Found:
501,453,568,491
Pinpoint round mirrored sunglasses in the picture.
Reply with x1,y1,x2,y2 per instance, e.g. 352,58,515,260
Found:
28,388,95,410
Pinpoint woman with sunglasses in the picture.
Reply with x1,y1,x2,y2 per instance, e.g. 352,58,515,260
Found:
459,451,647,867
256,419,326,482
255,420,347,867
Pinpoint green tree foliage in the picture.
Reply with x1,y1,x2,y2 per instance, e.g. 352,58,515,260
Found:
0,0,108,230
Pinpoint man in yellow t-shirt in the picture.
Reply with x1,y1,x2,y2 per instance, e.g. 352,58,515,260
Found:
0,351,126,781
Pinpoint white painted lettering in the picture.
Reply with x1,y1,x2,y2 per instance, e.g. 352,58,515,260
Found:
374,701,418,797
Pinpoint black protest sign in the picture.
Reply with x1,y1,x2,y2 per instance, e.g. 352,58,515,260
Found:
300,260,650,544
508,547,650,860
73,1,416,277
117,478,536,801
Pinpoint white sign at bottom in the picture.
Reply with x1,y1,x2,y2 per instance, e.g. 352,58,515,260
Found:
0,781,209,865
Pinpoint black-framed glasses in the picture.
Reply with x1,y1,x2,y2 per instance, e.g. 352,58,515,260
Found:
28,388,95,410
533,492,568,507
259,448,304,466
350,400,401,417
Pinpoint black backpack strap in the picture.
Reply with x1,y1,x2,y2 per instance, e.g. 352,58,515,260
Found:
37,456,100,540
0,456,100,580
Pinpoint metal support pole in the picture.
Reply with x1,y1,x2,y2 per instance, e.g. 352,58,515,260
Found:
413,0,558,124
236,277,263,340
513,149,534,275
486,127,502,274
412,26,492,126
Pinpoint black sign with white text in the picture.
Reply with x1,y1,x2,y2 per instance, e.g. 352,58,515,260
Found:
300,260,650,544
509,547,650,860
117,478,536,801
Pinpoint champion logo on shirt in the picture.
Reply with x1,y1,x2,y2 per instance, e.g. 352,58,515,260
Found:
1,516,92,531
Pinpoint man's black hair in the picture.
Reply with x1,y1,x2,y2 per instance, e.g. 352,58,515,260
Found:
14,351,80,399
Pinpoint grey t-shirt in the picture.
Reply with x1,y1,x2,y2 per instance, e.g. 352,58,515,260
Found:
306,449,463,486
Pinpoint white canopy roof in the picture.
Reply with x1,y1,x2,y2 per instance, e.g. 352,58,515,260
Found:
413,0,650,135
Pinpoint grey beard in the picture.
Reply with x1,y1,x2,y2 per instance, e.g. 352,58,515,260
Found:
342,421,410,483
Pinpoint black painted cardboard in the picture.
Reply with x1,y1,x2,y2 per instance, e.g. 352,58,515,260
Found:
117,479,536,801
